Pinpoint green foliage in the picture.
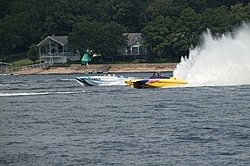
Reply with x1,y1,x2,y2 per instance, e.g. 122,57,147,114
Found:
230,3,250,25
27,44,39,63
200,6,233,34
12,58,34,68
68,19,98,53
0,0,13,19
142,15,173,59
172,7,201,56
44,0,93,35
145,0,187,21
68,20,127,57
96,0,143,32
0,0,250,62
95,22,127,55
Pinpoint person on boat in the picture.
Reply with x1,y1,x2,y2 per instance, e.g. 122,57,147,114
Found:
157,72,163,76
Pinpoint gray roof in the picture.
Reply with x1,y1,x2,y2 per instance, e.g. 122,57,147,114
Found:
123,33,143,46
37,33,142,47
37,36,68,46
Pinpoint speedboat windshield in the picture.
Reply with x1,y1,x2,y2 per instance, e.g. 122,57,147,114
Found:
149,76,170,79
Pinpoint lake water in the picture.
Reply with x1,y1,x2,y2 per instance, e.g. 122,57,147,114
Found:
0,73,250,166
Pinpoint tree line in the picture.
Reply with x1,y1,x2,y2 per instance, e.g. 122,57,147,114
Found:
0,0,250,63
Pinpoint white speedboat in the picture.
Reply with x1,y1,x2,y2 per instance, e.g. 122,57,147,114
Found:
76,74,133,86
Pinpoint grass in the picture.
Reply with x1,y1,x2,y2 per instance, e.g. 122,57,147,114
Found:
0,53,35,68
11,58,34,68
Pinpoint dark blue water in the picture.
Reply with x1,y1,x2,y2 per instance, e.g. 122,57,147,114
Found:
1,73,250,166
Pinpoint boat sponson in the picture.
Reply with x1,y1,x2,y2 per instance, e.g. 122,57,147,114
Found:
126,77,188,88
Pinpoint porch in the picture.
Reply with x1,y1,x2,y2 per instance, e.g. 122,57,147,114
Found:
37,35,81,64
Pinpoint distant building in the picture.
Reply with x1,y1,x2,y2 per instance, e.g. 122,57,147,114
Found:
36,35,80,64
0,62,13,74
36,33,147,64
119,33,147,55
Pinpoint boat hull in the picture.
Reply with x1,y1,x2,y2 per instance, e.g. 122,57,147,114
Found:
125,77,188,88
76,75,132,86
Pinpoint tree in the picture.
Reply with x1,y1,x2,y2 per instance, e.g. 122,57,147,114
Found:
200,6,232,34
93,22,128,58
27,44,39,63
96,0,143,32
44,0,103,36
145,0,188,21
142,15,174,61
186,0,208,13
68,20,101,53
0,0,44,62
1,0,250,63
230,2,250,26
68,20,127,61
0,15,23,62
173,7,201,57
0,0,13,19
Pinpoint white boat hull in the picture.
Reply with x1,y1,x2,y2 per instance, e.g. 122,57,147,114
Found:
76,75,133,86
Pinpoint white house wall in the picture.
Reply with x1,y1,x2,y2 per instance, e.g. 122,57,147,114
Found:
130,43,141,54
43,55,80,64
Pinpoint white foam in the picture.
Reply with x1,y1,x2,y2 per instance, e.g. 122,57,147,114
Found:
0,92,49,97
54,91,85,94
173,22,250,86
0,91,86,97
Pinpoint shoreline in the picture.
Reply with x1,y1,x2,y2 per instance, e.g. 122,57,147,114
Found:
12,63,178,75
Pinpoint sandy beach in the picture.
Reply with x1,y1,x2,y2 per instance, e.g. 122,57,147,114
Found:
13,63,178,75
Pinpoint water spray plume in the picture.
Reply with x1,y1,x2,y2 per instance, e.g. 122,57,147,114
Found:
173,22,250,86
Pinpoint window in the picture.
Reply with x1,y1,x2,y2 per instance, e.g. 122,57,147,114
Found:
132,47,139,54
134,36,140,42
58,45,63,52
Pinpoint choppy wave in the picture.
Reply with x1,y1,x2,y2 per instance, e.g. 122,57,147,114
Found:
1,74,250,166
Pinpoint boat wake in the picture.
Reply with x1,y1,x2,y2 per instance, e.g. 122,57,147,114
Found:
173,22,250,86
0,91,86,97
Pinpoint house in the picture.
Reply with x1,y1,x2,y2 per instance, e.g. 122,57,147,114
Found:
36,35,80,64
36,33,147,64
120,33,147,55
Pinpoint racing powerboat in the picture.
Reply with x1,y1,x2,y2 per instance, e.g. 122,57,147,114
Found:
76,74,134,86
125,75,188,88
